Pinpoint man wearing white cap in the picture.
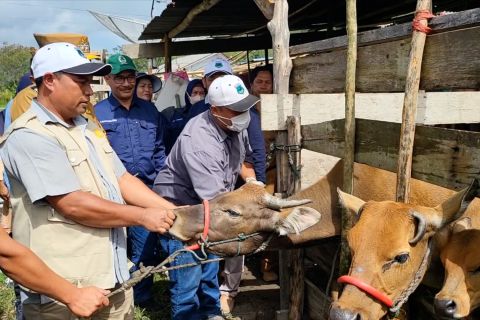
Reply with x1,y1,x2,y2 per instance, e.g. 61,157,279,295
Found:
154,75,259,320
187,55,233,120
0,42,176,319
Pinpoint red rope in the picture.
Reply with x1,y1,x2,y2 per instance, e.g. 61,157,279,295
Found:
338,275,394,308
412,10,436,34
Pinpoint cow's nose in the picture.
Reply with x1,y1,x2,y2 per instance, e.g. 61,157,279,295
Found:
329,306,361,320
434,299,457,317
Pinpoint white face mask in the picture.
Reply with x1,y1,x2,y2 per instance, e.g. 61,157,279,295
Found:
188,94,204,105
214,110,251,132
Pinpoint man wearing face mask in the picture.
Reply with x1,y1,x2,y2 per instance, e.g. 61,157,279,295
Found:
153,75,259,320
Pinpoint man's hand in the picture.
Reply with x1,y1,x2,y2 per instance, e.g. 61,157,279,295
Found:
65,286,110,317
140,208,176,233
0,181,9,201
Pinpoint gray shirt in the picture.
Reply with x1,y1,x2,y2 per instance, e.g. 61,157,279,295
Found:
1,101,129,303
154,110,252,205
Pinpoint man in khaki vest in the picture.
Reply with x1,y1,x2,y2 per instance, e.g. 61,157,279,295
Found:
0,42,176,319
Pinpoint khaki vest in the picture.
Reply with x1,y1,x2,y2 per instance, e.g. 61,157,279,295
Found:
2,109,124,289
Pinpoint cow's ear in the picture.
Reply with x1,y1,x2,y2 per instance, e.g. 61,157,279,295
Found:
276,207,321,235
337,188,365,216
432,179,479,230
452,217,472,234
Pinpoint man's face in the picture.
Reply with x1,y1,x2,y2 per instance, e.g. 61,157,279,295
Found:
105,70,136,101
251,71,273,96
202,72,227,91
47,72,93,118
211,106,244,131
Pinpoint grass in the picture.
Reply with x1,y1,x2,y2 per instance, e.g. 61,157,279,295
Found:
0,272,16,320
0,272,171,320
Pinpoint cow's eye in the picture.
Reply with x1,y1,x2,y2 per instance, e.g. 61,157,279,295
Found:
226,209,241,217
394,253,409,264
469,266,480,275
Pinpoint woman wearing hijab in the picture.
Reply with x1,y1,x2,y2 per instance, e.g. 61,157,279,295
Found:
163,79,206,154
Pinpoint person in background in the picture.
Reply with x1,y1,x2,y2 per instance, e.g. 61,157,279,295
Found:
154,75,259,320
187,56,233,119
0,42,175,319
135,72,162,102
95,53,168,309
163,79,206,154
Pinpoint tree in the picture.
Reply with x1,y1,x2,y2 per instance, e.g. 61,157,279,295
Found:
0,43,32,106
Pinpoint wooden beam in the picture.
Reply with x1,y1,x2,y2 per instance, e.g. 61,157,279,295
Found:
396,0,432,203
301,119,480,191
290,26,480,93
253,0,274,20
122,32,328,58
167,0,222,39
290,7,480,56
163,35,171,73
260,92,480,131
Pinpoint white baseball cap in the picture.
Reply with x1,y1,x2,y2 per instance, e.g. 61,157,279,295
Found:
31,42,111,79
206,75,259,112
204,57,233,78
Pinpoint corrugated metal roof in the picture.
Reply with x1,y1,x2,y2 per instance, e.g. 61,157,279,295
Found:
140,0,478,41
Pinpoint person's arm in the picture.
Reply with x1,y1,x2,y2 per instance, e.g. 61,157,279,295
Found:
184,151,228,200
240,162,256,181
0,228,109,317
0,160,9,201
118,171,176,210
46,191,175,234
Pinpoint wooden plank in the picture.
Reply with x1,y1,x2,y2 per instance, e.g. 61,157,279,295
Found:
122,32,326,58
305,278,330,320
253,0,274,20
301,119,480,190
290,26,480,93
261,92,480,131
290,7,480,56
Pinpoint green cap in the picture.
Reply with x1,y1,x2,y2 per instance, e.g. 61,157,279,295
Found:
107,54,137,74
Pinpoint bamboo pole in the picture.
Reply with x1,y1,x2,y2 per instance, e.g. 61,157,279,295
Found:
396,0,432,203
339,0,358,278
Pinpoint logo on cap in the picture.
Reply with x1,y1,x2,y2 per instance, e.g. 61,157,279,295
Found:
235,84,245,94
215,61,223,68
118,55,127,64
76,49,85,58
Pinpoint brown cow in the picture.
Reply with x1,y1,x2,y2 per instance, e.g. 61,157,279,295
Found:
169,183,323,257
329,181,478,320
434,214,480,319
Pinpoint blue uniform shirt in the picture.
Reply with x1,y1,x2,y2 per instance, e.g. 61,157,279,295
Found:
247,108,266,183
95,95,167,187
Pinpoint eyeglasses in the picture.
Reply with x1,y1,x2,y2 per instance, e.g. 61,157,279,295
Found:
113,75,136,84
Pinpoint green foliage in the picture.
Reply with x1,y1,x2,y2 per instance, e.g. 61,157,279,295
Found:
0,43,32,106
0,272,16,320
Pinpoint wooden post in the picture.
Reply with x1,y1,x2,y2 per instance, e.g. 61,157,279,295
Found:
287,116,303,320
267,1,299,319
396,0,432,203
163,35,172,73
339,0,358,277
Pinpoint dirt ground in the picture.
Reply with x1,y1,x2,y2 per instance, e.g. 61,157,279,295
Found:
230,256,281,320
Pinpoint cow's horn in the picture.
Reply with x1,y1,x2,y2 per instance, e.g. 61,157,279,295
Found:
409,211,427,245
263,194,312,210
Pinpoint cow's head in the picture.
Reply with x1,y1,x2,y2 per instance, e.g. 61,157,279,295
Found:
169,183,321,256
434,216,480,319
330,182,477,320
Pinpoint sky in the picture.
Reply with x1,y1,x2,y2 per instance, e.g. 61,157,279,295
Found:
0,0,168,53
